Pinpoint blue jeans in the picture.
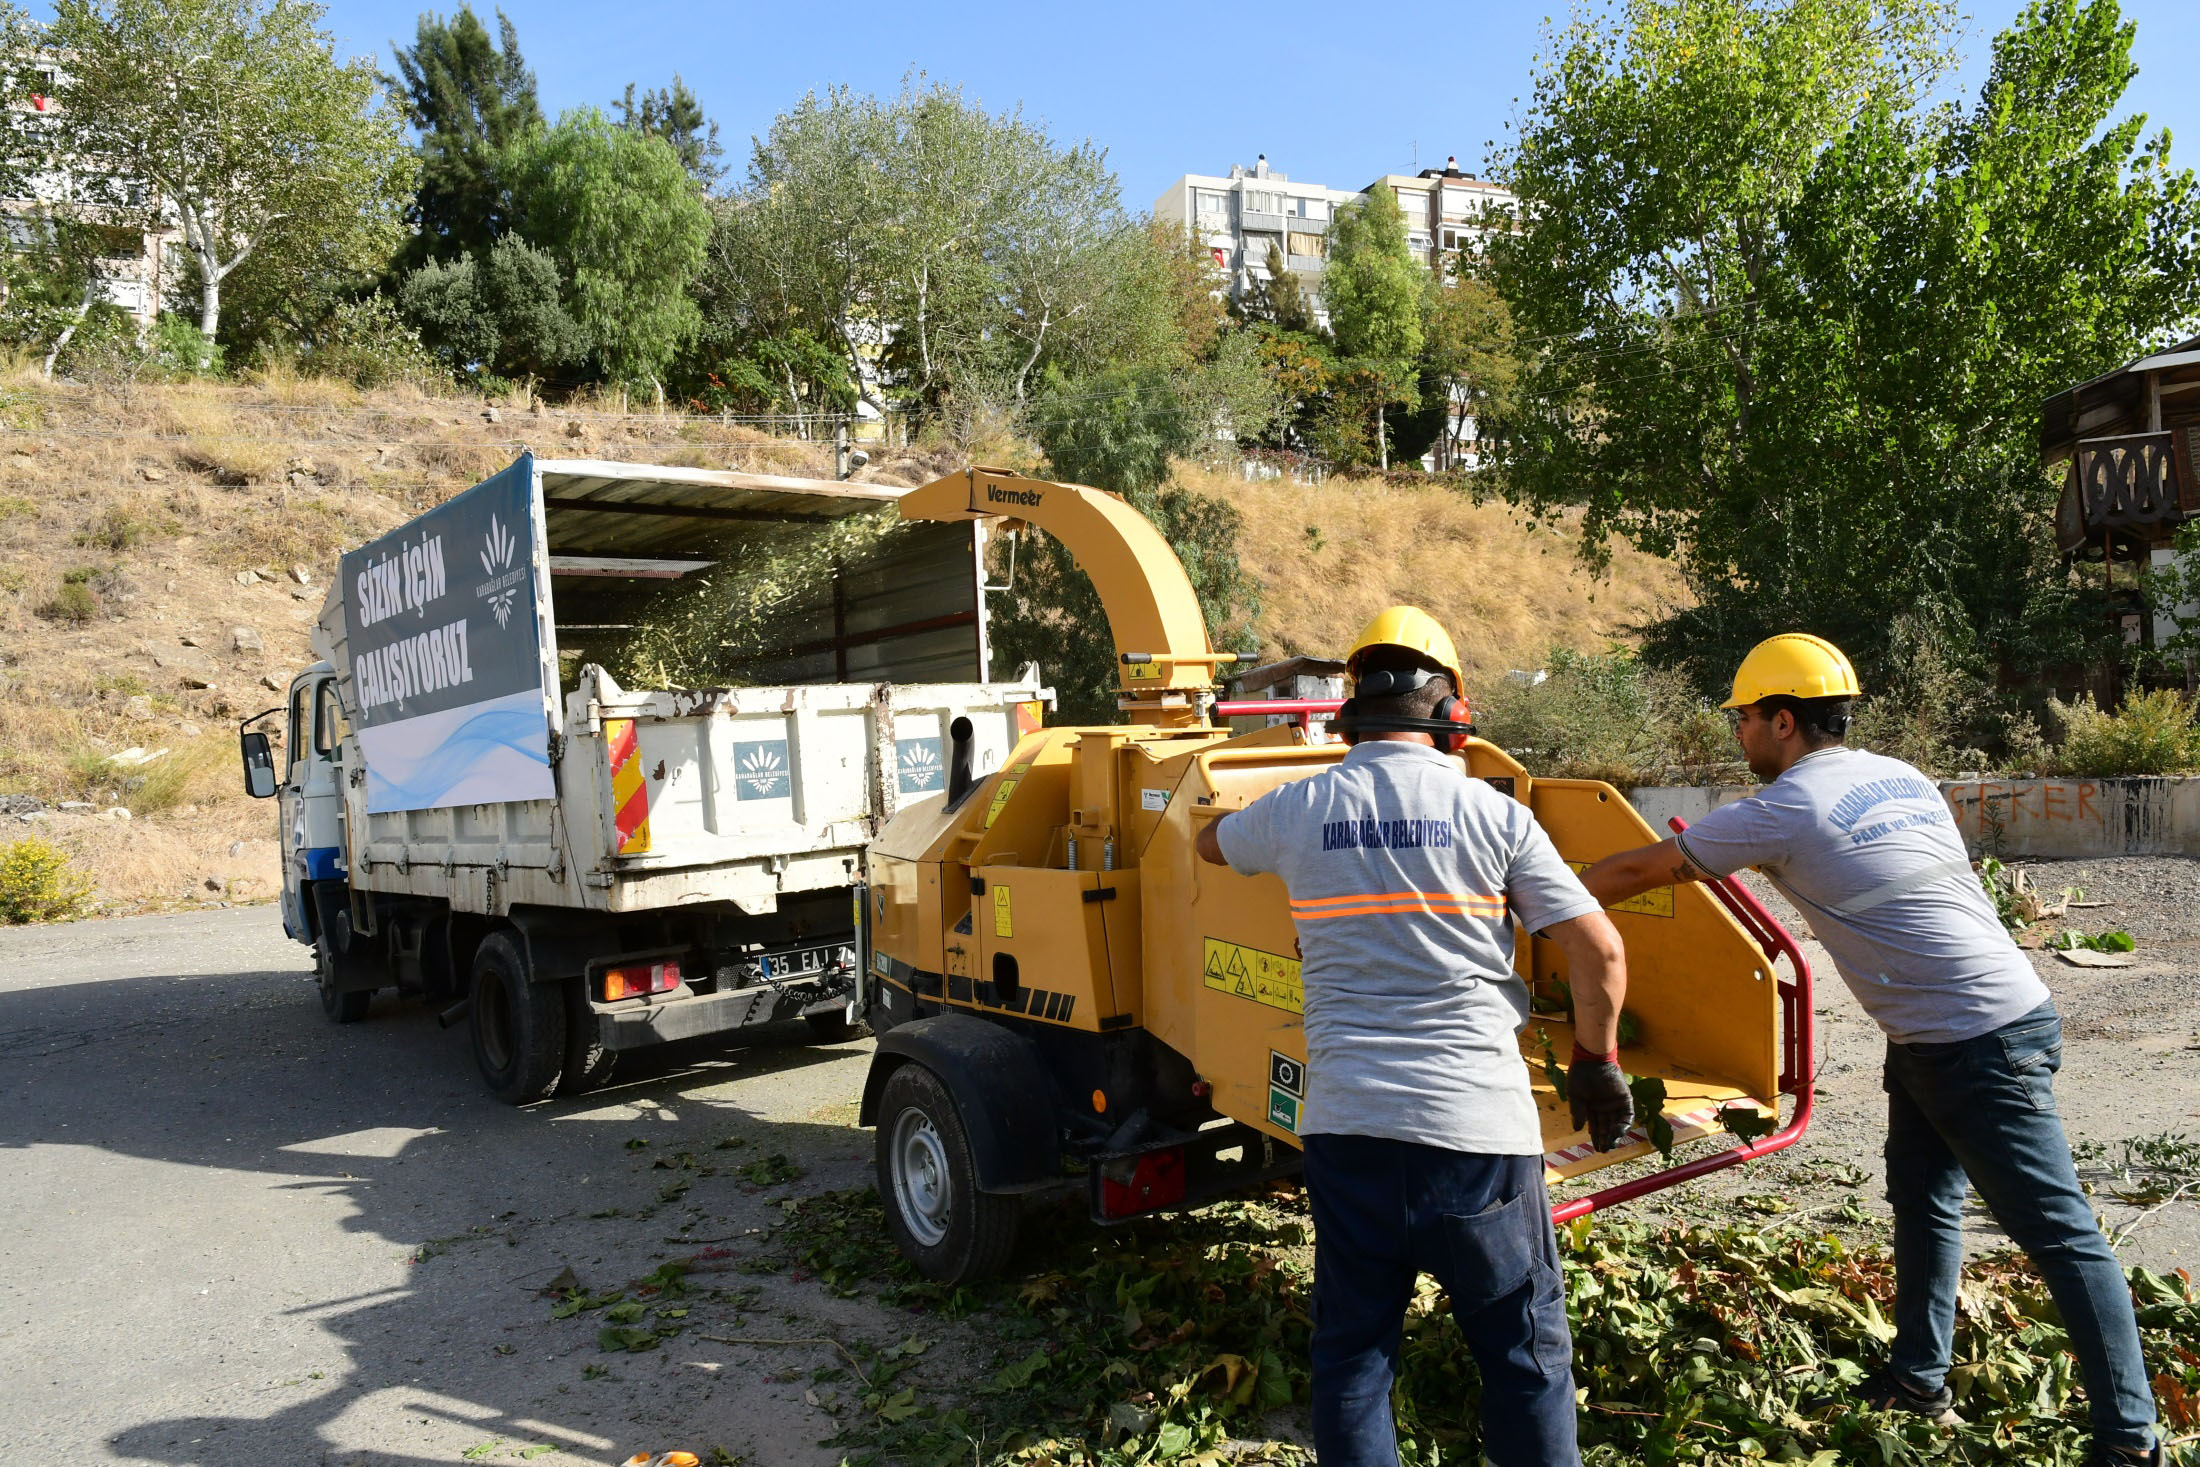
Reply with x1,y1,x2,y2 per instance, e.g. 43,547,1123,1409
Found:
1301,1135,1578,1467
1884,1001,2157,1454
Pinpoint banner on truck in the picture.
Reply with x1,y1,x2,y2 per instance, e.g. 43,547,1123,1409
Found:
340,453,554,812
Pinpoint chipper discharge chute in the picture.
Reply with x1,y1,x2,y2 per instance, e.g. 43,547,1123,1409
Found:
856,467,1814,1283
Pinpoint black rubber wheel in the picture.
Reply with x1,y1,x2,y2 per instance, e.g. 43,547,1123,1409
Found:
557,977,616,1096
804,1006,869,1044
314,937,373,1024
874,1062,1019,1284
469,931,566,1105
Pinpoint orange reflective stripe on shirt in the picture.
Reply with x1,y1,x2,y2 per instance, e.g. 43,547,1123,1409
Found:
1288,889,1506,921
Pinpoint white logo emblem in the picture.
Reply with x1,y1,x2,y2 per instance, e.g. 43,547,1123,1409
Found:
480,516,519,628
739,743,786,797
900,740,941,790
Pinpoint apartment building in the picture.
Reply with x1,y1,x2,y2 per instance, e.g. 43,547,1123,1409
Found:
1153,156,1362,325
1361,157,1517,269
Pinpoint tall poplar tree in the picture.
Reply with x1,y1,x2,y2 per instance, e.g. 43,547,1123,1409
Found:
1324,185,1425,467
390,5,540,268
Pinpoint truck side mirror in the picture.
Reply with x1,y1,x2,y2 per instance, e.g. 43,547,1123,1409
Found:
241,729,277,799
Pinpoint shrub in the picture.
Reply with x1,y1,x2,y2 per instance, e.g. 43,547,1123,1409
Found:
148,315,224,378
2049,690,2200,777
1474,646,1731,786
36,572,98,623
305,295,449,390
0,836,93,923
75,502,168,551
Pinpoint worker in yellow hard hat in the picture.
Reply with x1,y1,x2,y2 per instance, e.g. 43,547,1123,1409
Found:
1581,634,2161,1467
1196,605,1630,1467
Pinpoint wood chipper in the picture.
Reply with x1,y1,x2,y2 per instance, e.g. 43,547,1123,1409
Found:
856,468,1815,1283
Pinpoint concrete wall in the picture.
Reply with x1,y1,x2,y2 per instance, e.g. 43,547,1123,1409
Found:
1627,778,2200,860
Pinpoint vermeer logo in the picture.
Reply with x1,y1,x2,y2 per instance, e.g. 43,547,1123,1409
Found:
985,485,1043,508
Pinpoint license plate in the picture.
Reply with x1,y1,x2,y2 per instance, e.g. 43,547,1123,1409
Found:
761,945,834,979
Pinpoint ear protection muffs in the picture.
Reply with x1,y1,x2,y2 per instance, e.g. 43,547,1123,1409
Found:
1335,665,1475,753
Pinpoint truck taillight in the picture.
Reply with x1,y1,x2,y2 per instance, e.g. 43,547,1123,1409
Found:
1099,1147,1186,1220
601,961,680,1002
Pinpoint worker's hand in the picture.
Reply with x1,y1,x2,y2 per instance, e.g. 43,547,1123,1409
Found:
1568,1045,1634,1152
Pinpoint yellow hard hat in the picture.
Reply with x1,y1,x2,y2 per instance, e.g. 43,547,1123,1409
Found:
1721,633,1861,709
1346,605,1468,698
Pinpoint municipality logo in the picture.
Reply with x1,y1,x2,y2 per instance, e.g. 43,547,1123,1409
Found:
479,516,520,628
897,737,943,794
733,740,791,800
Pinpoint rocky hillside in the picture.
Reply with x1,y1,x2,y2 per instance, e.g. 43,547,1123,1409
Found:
0,369,1678,916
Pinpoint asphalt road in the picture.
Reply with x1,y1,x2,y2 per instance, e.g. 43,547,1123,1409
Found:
0,905,879,1466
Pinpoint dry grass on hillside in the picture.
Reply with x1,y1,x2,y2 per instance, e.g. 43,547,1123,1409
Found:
0,365,1685,916
1184,465,1687,679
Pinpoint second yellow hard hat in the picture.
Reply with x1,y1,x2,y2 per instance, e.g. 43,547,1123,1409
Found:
1722,632,1861,709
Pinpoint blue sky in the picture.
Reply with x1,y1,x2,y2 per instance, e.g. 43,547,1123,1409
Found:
138,1,2200,210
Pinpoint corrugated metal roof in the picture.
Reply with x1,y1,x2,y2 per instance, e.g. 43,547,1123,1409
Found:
538,458,911,558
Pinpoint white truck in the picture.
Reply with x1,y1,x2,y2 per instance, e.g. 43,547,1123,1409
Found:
239,452,1049,1102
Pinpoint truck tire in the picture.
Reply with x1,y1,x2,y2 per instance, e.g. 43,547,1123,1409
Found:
557,977,616,1096
470,932,565,1105
314,937,373,1024
874,1061,1019,1284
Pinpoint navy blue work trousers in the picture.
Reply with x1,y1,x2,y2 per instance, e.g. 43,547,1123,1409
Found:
1884,1001,2157,1455
1301,1134,1579,1467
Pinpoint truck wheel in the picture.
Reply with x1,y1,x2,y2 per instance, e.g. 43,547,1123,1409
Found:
874,1062,1019,1283
470,932,565,1105
314,938,373,1024
557,977,616,1096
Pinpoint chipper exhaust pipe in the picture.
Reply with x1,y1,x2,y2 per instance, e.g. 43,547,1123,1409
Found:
944,716,977,809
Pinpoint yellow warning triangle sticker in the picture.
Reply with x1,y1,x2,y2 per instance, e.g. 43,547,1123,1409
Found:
1234,973,1256,997
1225,948,1249,979
1203,948,1224,980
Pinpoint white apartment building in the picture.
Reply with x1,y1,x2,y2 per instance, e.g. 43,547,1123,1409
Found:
1363,157,1517,268
1153,156,1362,326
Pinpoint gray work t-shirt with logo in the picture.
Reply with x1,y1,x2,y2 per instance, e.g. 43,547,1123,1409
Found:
1673,746,2048,1045
1216,741,1602,1155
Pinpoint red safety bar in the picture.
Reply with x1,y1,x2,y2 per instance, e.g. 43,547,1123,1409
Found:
1212,697,1343,734
1549,816,1815,1222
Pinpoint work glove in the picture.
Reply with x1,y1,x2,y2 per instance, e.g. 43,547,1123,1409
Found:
1568,1045,1634,1152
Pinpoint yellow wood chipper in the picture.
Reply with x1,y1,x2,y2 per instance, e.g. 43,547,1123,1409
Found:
857,468,1815,1283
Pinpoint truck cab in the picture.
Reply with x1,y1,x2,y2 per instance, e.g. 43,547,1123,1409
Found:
276,663,349,947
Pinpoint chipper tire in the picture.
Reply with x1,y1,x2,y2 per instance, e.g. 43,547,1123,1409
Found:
874,1061,1019,1284
469,931,565,1105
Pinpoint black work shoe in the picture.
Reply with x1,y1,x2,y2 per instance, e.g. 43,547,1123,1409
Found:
1816,1369,1962,1427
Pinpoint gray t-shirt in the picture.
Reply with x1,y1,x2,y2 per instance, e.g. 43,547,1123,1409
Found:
1216,741,1602,1155
1674,746,2048,1045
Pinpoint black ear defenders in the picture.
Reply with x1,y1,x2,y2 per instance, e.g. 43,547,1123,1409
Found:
1334,666,1475,753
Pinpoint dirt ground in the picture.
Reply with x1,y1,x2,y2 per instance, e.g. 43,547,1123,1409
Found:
2,856,2194,1465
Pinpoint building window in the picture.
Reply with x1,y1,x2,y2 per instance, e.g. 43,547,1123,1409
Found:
1195,189,1228,217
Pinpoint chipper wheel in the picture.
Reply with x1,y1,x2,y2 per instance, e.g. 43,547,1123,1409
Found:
874,1062,1020,1283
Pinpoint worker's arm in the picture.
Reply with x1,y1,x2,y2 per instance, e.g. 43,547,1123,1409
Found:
1194,815,1229,866
1577,838,1711,908
1541,909,1627,1053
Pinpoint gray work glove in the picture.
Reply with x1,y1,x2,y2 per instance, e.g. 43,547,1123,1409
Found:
1568,1046,1634,1152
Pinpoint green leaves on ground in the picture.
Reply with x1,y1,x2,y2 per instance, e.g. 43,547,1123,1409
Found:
2045,927,2135,953
736,1153,804,1186
753,1186,2200,1466
1718,1103,1779,1143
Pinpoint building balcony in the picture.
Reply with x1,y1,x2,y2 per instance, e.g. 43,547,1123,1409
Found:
1287,254,1325,273
2055,431,2196,554
1241,209,1286,234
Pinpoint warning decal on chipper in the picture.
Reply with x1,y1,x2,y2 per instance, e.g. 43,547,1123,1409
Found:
1202,938,1304,1014
985,764,1029,829
1566,862,1674,917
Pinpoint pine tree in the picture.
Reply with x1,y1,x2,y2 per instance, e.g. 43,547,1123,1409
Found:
390,5,541,268
615,75,725,191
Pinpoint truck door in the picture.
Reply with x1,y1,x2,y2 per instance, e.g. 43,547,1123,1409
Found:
280,675,350,941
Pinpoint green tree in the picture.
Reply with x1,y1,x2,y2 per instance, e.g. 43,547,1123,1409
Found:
1237,243,1321,337
615,75,724,190
389,6,540,269
503,107,709,390
1491,0,2199,712
1323,185,1425,467
990,386,1259,721
47,0,413,354
1417,270,1517,470
400,234,588,382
